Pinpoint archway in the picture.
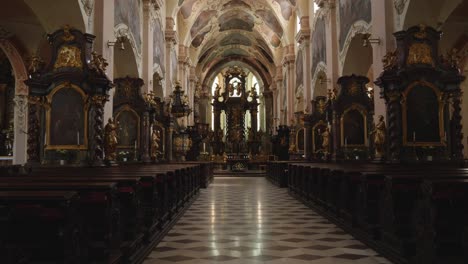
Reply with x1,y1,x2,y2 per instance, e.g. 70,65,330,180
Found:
341,34,373,76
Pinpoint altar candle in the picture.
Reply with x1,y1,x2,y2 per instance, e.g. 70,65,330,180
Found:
203,142,206,153
44,133,47,146
134,140,137,150
413,132,416,142
345,137,348,147
444,132,447,142
77,131,80,145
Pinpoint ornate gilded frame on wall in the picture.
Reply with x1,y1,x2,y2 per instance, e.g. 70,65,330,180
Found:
402,80,445,147
312,120,327,153
295,127,305,153
340,104,368,147
114,105,141,149
45,83,89,150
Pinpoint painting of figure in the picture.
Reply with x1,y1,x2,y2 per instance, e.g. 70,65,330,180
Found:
296,49,303,89
312,17,326,76
338,0,371,51
171,49,178,84
343,109,365,145
153,18,165,74
115,0,142,54
406,85,440,142
116,110,138,147
50,88,84,146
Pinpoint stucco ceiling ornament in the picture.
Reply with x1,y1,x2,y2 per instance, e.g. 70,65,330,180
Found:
394,0,408,15
81,0,94,16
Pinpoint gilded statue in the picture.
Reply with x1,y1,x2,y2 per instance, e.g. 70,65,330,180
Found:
104,117,119,161
371,115,386,158
321,127,331,153
382,50,398,70
151,128,161,160
214,83,221,98
28,55,44,74
90,51,108,74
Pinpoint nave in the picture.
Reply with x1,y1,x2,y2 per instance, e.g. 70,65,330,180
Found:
144,177,391,264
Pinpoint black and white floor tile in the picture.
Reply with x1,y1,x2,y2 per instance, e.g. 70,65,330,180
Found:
144,177,393,264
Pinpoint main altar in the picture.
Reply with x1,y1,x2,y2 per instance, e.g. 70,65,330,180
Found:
211,66,261,171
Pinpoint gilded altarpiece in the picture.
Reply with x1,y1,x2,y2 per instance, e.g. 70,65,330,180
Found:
25,26,113,166
376,25,465,162
305,96,332,160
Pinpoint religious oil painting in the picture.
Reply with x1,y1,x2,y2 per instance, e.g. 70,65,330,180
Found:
115,0,142,53
338,0,371,50
50,88,84,146
116,110,139,147
153,18,165,74
296,49,303,89
343,109,365,145
406,85,440,143
312,16,326,75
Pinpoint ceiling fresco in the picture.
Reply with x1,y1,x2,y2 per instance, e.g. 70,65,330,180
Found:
176,0,296,82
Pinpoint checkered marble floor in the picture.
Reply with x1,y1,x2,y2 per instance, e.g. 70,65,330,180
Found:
143,177,393,264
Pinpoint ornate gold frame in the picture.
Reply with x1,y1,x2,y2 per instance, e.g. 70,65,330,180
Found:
114,105,141,149
312,120,327,153
340,104,368,147
402,80,445,147
45,83,89,150
295,127,305,153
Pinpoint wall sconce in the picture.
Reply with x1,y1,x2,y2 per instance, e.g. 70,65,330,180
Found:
362,33,381,47
107,35,127,50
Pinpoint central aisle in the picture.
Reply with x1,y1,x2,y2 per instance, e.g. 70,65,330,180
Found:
144,177,392,264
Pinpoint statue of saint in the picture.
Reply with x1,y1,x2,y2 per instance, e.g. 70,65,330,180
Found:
104,117,119,161
151,128,161,160
372,115,386,158
321,127,331,153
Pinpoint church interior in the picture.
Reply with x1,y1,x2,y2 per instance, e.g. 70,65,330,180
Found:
0,0,468,263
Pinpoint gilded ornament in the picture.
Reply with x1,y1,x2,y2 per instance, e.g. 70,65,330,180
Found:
348,81,359,96
407,43,434,66
382,50,398,70
28,55,44,74
414,24,427,39
62,25,75,42
445,48,461,69
90,51,108,74
321,126,331,152
150,128,161,160
317,99,327,114
54,45,83,69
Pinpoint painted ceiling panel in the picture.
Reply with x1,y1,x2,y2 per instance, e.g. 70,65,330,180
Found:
255,9,284,37
223,0,252,9
190,10,216,37
220,33,252,46
218,11,255,32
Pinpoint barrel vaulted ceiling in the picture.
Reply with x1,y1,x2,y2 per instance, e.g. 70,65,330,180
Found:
175,0,297,86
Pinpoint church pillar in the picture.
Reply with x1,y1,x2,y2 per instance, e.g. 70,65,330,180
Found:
93,0,115,122
274,66,283,125
263,90,273,134
282,44,295,126
371,0,395,123
164,17,177,97
142,0,157,94
188,66,197,125
324,1,339,95
296,16,312,111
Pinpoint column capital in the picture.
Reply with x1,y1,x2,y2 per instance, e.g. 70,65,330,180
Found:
165,30,178,45
315,0,336,9
295,29,311,45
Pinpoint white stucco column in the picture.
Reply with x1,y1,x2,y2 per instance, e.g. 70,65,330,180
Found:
296,16,312,111
142,0,157,93
324,1,339,94
164,17,178,98
282,44,296,125
93,0,115,122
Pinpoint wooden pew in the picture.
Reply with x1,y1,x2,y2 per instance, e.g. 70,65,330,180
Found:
0,191,81,264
